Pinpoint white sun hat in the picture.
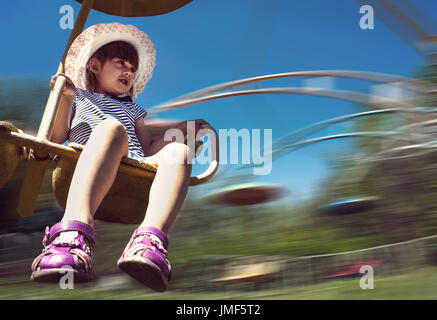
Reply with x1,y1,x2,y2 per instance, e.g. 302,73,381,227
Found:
65,22,156,100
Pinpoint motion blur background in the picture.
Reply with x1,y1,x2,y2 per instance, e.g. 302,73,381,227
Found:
1,0,437,299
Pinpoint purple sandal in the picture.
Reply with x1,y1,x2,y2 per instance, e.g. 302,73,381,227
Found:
117,226,171,292
31,220,96,283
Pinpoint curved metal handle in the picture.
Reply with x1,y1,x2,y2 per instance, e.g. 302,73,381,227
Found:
189,124,220,185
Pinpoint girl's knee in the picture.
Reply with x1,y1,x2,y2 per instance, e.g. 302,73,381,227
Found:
160,142,193,165
94,119,128,141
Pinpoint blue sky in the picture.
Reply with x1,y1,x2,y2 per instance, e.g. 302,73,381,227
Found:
1,0,436,202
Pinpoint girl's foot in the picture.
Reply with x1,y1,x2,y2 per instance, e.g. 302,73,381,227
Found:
117,226,171,292
31,220,95,283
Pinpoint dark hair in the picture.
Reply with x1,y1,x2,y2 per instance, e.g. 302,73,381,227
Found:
86,41,139,92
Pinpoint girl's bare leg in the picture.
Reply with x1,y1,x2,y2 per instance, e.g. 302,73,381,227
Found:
140,142,193,234
62,119,129,226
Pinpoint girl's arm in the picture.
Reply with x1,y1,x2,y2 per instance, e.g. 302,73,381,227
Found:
51,95,74,144
135,118,154,156
135,118,210,157
49,74,76,144
135,118,185,156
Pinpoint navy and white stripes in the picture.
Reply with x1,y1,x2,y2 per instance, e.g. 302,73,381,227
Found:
68,88,147,158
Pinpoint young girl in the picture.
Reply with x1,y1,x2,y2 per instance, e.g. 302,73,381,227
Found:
30,22,208,292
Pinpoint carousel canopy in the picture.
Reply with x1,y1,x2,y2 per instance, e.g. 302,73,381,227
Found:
75,0,192,17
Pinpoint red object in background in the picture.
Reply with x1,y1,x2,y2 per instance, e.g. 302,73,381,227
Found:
206,183,288,206
323,259,384,279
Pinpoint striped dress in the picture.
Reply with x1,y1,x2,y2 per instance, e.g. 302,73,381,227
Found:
68,88,147,158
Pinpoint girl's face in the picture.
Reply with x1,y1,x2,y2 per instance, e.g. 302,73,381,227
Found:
89,57,136,96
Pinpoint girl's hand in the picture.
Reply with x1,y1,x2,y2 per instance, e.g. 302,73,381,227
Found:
50,73,76,99
176,119,211,136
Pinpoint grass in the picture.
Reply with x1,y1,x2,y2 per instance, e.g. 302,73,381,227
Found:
1,266,437,300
